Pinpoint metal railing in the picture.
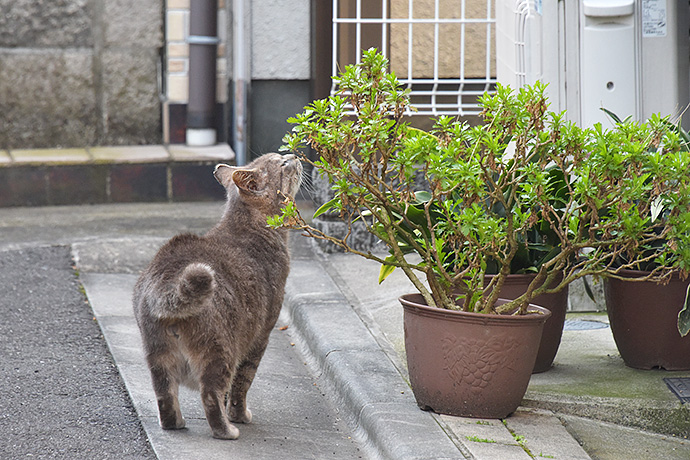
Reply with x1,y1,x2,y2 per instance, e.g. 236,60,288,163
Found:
331,0,496,116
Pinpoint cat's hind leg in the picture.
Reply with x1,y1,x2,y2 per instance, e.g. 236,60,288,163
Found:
148,358,185,430
200,360,240,439
228,341,269,424
227,360,256,424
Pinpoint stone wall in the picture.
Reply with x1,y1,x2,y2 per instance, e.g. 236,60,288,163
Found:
0,0,163,149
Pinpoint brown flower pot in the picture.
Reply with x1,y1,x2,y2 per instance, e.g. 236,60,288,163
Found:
399,293,551,419
604,270,690,370
485,274,568,373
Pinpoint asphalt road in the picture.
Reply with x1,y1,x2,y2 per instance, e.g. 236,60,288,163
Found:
0,245,155,459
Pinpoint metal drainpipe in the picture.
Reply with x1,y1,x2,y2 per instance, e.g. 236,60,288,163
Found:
186,0,219,146
232,0,250,166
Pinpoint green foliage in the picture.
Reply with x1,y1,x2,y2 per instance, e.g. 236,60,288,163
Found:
275,48,690,316
465,435,496,443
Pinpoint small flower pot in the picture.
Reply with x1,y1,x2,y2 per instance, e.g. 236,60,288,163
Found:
485,273,568,373
399,293,550,419
605,270,690,370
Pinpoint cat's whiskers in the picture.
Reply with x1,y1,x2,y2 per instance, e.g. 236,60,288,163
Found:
296,168,317,201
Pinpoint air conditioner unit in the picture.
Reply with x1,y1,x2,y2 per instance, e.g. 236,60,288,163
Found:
496,0,690,128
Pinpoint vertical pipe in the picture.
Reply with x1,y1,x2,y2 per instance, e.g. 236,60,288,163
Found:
355,0,361,64
187,0,219,146
381,0,387,58
233,0,250,165
407,0,412,83
331,0,338,95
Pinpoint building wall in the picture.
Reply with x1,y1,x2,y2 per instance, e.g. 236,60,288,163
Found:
0,0,163,149
0,1,492,153
247,0,312,159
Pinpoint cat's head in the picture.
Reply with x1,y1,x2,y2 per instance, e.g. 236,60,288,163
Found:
213,153,303,213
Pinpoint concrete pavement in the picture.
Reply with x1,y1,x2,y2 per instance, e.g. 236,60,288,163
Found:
80,272,363,460
1,202,689,459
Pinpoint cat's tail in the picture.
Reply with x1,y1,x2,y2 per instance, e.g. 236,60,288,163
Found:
165,263,217,318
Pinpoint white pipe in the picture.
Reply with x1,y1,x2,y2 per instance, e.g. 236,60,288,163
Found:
186,128,217,146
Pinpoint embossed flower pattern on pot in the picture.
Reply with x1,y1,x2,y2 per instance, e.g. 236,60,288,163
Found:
441,335,521,392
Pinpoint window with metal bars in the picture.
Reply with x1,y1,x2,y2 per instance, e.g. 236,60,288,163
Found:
331,0,497,116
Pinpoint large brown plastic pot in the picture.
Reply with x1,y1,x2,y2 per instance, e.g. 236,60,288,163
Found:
485,274,568,373
604,269,690,370
400,293,550,419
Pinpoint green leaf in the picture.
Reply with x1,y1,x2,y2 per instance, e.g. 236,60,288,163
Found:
600,107,622,124
378,255,398,284
582,277,596,303
313,197,339,219
266,214,283,228
414,190,432,203
677,283,690,337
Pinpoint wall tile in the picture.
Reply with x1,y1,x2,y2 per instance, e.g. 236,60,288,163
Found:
167,0,190,9
0,167,48,207
104,0,163,47
48,165,108,205
110,164,168,202
167,75,189,102
0,0,91,48
168,58,187,74
167,43,189,58
166,10,187,42
172,163,225,202
0,51,98,149
100,50,162,145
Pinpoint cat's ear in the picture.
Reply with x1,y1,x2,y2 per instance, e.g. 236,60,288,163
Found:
214,164,261,194
231,169,261,194
214,164,237,189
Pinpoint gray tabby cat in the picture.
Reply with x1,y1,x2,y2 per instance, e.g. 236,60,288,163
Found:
133,153,302,440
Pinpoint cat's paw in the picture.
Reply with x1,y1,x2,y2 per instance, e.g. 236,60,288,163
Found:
229,408,252,424
160,416,186,430
212,423,240,440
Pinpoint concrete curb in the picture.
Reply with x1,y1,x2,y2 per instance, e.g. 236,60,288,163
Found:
282,258,469,460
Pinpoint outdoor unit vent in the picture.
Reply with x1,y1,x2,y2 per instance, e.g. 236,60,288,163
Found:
496,0,542,89
496,0,690,128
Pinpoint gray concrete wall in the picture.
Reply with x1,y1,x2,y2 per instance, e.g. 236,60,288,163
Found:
249,80,311,156
251,0,311,80
247,0,312,159
0,0,163,149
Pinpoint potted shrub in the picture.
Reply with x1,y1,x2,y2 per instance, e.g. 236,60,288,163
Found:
600,111,690,370
270,49,690,418
482,211,568,374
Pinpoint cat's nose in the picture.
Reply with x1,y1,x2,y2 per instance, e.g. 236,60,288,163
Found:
282,154,300,168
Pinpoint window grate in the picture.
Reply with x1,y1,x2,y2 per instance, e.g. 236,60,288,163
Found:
331,0,497,116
